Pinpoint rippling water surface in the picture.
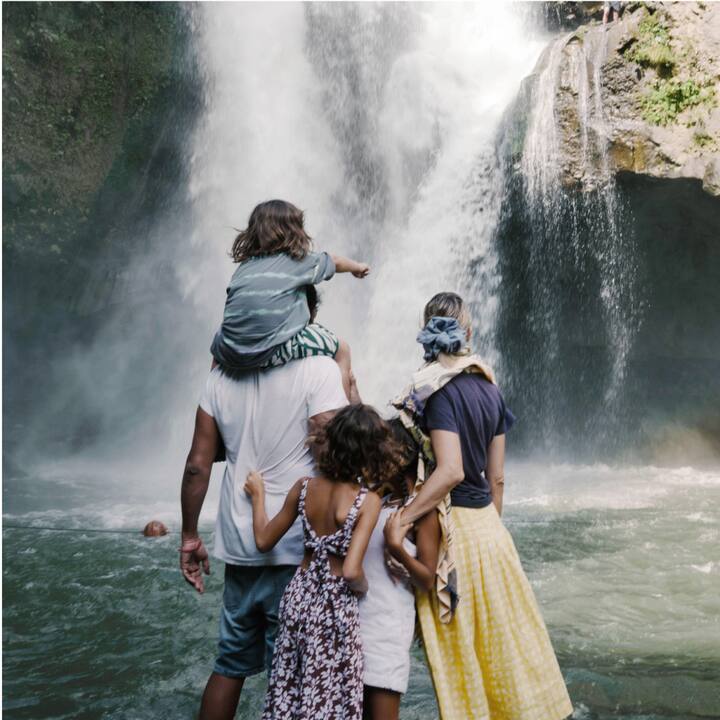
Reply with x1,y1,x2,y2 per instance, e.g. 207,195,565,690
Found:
4,461,719,719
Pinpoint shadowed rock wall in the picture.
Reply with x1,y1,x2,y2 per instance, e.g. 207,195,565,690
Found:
3,2,203,460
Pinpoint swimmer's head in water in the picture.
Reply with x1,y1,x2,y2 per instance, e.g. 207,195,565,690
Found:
143,521,168,537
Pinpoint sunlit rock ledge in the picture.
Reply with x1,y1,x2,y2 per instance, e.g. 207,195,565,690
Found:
554,1,720,195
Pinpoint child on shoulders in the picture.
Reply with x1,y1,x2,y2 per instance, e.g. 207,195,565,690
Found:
211,199,368,398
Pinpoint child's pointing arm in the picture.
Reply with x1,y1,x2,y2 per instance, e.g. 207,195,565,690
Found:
331,254,370,278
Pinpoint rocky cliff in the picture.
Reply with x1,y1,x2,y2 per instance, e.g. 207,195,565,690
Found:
491,1,720,461
554,1,720,194
2,2,202,456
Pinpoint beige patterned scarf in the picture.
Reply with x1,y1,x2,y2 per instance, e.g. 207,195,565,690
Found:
391,351,495,623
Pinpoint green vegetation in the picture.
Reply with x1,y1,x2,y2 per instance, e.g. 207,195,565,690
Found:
693,131,715,149
2,2,183,260
623,8,717,128
639,78,716,126
626,12,675,72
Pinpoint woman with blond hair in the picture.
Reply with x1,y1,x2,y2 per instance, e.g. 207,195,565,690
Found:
392,291,572,720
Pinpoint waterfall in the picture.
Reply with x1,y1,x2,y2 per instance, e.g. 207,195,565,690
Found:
495,25,642,454
187,3,546,409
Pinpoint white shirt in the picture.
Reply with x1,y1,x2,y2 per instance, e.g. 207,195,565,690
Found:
359,503,417,694
199,357,348,566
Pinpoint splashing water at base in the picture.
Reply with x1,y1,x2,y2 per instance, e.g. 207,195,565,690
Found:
4,462,719,718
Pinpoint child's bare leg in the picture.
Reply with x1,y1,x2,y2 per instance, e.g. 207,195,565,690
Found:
363,686,401,720
198,673,244,720
336,339,359,403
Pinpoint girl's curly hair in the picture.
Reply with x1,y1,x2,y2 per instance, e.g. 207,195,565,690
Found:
318,405,405,489
231,199,312,263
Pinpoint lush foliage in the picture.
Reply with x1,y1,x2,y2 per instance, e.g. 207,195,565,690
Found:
640,78,716,126
626,12,675,71
2,2,181,260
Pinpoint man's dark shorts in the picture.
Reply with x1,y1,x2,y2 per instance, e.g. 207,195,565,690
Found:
214,564,296,678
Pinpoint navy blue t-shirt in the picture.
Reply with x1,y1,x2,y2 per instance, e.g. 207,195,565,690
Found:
423,373,516,508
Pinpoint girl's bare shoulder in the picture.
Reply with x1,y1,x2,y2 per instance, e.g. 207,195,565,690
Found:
360,489,382,514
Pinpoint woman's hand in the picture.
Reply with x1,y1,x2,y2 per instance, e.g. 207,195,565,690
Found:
244,470,265,502
384,510,410,554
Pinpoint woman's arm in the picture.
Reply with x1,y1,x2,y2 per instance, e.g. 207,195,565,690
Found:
330,254,370,278
342,491,382,594
400,429,464,526
486,434,506,516
244,472,302,552
384,508,440,591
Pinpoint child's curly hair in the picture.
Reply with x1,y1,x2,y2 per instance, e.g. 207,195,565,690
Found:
318,405,405,489
231,199,312,263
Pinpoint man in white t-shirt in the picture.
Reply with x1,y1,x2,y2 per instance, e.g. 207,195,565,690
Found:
179,356,348,720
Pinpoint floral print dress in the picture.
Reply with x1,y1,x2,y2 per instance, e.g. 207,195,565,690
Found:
262,478,368,720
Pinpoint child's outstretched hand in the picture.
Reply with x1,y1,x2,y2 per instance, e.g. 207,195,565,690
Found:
244,470,265,501
352,262,370,279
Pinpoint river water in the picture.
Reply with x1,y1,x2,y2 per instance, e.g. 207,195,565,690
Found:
4,460,719,718
4,3,720,719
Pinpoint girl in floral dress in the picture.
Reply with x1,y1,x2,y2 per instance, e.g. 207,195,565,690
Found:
244,404,402,720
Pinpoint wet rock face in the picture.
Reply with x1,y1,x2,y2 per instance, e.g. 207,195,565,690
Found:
494,2,720,459
542,2,605,32
553,1,720,195
2,3,202,456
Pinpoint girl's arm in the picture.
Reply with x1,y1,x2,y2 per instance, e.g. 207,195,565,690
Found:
384,509,440,591
399,429,464,526
244,472,302,552
486,434,506,516
330,254,370,278
342,491,382,594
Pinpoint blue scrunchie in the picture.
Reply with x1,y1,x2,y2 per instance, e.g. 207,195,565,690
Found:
417,316,466,361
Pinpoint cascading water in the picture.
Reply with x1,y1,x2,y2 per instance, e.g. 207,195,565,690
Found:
494,25,642,455
4,6,719,720
186,3,546,408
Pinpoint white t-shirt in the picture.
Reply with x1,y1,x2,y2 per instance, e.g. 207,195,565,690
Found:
199,357,348,566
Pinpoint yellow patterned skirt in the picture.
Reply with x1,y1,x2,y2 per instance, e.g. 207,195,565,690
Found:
417,504,573,720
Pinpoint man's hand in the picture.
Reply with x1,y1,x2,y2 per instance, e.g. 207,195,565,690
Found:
244,470,265,501
180,536,210,593
352,262,370,279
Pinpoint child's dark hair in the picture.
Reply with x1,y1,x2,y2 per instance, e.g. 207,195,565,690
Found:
318,405,404,488
384,418,420,500
389,418,419,474
231,199,312,263
305,285,319,323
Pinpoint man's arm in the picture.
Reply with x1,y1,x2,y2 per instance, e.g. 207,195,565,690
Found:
400,429,464,526
180,407,220,593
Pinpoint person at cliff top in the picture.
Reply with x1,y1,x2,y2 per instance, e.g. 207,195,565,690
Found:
209,198,369,400
603,1,621,24
391,291,573,720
